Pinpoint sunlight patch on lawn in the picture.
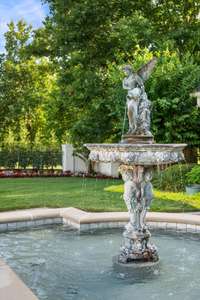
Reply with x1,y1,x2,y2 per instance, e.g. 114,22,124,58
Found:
104,184,200,204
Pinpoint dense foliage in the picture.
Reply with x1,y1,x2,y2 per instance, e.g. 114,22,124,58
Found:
0,148,62,170
186,165,200,185
44,0,200,150
0,21,58,149
0,1,199,152
153,163,195,192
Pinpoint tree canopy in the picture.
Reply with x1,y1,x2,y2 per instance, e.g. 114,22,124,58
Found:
44,0,200,149
0,0,199,151
0,21,57,149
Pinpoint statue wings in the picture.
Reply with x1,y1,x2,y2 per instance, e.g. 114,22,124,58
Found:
137,57,157,82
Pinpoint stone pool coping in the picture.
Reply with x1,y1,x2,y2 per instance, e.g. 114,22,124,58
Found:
0,207,200,300
0,207,200,232
0,258,38,300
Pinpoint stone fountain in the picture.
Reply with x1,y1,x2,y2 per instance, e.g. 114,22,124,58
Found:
85,58,186,268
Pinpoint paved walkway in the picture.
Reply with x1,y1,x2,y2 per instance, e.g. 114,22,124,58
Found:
0,258,38,300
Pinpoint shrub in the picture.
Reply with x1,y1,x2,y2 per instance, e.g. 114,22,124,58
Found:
0,151,18,169
0,148,62,170
153,163,194,192
18,150,31,169
186,166,200,185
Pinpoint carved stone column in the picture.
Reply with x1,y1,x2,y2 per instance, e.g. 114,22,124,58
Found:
118,165,159,264
85,143,187,268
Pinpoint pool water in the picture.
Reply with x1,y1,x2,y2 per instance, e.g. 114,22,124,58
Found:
0,226,200,300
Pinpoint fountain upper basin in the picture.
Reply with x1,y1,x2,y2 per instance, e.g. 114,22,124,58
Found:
85,143,187,166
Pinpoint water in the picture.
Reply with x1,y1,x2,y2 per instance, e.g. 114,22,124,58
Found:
0,226,200,300
121,104,127,137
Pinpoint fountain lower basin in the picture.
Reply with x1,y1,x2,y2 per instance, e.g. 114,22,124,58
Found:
1,227,200,300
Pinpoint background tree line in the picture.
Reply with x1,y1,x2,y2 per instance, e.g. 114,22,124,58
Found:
0,0,199,159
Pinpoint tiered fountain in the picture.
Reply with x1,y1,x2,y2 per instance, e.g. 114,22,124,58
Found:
85,58,186,269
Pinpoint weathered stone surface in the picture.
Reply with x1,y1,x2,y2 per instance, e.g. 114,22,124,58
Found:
113,255,160,273
84,58,187,267
85,142,186,266
117,165,159,264
120,134,154,144
85,143,186,166
122,59,157,136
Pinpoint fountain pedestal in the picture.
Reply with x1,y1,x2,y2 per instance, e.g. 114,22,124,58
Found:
117,164,159,264
85,142,186,269
121,134,154,144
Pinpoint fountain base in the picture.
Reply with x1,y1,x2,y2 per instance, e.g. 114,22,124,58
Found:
117,226,159,264
112,255,160,273
113,227,159,271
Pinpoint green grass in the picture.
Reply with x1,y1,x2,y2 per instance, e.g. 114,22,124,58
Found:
0,177,200,212
105,185,200,212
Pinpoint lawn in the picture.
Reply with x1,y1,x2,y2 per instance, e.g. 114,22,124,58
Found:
0,177,200,212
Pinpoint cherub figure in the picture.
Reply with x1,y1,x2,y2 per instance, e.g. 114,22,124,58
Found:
140,170,153,229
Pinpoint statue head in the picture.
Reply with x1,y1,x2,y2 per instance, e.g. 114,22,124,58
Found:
121,169,133,182
122,65,133,76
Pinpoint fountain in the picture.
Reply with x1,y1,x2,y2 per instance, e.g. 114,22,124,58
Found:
85,58,187,269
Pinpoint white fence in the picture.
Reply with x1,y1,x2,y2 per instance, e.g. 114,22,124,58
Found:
93,161,119,178
62,144,119,177
62,144,88,173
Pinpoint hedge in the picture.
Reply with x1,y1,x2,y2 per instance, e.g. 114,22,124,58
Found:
0,149,62,170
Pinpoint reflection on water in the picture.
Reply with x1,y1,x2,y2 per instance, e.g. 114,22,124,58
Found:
0,227,200,300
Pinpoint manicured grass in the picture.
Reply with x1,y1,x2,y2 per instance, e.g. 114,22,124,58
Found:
105,185,200,212
0,177,124,212
0,177,200,212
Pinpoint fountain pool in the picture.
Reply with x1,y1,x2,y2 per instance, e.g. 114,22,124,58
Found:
0,226,200,300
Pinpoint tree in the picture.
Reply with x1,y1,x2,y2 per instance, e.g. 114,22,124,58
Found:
2,1,199,152
43,1,155,148
0,21,57,149
149,0,200,61
43,0,200,150
148,51,200,145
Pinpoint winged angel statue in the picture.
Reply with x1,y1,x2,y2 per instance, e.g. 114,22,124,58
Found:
122,57,157,136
